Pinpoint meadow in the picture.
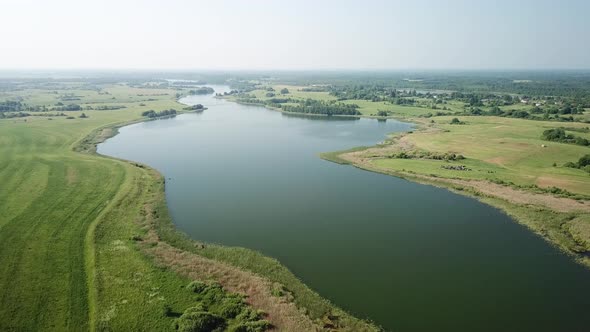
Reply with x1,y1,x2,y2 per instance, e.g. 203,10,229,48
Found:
375,116,590,195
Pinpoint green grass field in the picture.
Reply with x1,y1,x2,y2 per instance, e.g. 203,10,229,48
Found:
0,90,204,330
387,116,590,195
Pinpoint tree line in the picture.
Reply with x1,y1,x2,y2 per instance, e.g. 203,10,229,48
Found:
542,128,590,146
282,99,361,116
141,109,177,118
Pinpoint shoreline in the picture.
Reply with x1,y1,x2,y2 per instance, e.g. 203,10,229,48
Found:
221,96,410,121
320,144,590,269
222,94,590,268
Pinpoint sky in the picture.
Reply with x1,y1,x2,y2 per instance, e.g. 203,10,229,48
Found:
0,0,588,70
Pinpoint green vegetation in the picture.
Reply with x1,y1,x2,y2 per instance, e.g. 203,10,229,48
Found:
542,128,590,146
282,99,361,116
142,108,178,118
564,154,590,173
172,281,270,332
188,87,215,95
183,103,205,111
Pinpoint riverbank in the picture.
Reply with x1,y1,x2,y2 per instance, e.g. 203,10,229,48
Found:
223,87,590,267
320,125,590,269
88,103,381,331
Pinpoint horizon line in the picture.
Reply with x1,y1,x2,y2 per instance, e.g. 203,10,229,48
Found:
1,67,590,73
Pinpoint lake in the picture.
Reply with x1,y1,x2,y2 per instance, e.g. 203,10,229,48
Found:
98,85,590,332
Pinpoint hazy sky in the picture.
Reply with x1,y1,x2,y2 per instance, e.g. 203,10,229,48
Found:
1,0,588,70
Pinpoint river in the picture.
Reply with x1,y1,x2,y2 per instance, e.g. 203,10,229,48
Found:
98,85,590,331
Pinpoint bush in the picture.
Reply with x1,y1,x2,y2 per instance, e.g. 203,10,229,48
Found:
174,311,225,332
186,281,208,294
542,128,590,146
564,155,590,169
219,296,244,318
229,320,271,332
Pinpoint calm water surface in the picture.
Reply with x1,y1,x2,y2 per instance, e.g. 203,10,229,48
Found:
99,85,590,332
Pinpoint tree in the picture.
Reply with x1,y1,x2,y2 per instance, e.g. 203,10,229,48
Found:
280,88,289,94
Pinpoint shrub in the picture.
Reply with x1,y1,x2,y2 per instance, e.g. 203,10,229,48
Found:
219,296,244,318
229,320,271,332
235,308,264,322
183,305,205,315
186,281,208,294
174,311,225,332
